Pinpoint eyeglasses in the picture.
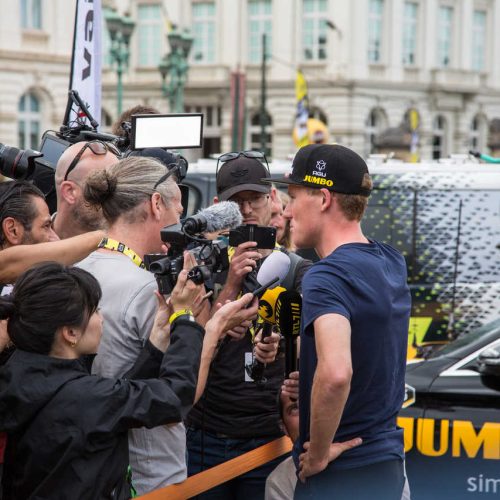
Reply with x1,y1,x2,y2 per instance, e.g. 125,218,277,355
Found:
64,140,121,181
216,150,270,177
231,194,270,210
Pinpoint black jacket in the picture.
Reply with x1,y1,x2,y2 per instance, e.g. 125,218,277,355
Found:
0,319,204,500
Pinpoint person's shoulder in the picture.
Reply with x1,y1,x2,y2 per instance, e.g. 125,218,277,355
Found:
78,252,155,283
373,241,407,264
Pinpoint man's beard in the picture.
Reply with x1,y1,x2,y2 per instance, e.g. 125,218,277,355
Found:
71,203,108,232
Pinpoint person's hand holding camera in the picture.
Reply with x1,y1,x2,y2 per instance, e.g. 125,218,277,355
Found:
170,251,205,313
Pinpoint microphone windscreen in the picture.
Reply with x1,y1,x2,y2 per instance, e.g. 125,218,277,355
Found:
200,201,243,232
276,290,302,337
256,252,290,287
258,286,286,324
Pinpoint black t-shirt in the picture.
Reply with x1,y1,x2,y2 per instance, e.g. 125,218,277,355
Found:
187,251,311,438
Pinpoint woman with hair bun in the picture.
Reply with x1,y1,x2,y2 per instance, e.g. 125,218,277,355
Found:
0,261,257,499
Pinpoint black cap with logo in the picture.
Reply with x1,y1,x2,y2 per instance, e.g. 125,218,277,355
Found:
216,157,271,201
267,144,371,196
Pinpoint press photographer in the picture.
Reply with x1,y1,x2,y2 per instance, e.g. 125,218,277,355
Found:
186,150,312,500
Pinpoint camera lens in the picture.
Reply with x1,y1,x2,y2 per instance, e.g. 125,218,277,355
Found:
0,143,29,179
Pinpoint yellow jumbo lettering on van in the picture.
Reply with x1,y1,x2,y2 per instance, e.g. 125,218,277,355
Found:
452,420,500,459
397,417,414,452
416,418,450,457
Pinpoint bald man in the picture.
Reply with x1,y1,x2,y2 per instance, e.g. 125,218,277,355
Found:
53,141,120,239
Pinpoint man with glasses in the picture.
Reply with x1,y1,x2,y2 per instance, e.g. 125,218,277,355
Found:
53,140,120,239
186,151,311,500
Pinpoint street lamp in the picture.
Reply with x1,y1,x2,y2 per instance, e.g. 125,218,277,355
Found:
105,8,135,117
158,26,194,113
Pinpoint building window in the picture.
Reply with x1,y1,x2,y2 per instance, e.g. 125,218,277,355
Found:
18,93,41,150
365,108,385,156
21,0,42,29
432,115,446,159
192,2,215,63
402,1,418,65
472,10,486,71
137,4,163,67
185,105,222,127
469,114,487,152
250,111,272,157
367,0,383,63
248,0,272,64
302,0,328,61
437,5,453,67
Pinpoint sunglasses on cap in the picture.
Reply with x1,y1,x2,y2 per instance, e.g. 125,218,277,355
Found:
216,150,270,177
64,140,121,181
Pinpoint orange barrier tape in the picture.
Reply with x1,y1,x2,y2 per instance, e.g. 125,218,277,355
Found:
137,435,293,500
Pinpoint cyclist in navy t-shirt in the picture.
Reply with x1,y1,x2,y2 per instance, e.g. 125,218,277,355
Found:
270,144,411,500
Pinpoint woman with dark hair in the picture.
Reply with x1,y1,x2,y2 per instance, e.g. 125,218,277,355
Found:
0,262,257,499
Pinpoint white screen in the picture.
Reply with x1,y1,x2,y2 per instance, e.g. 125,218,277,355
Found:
132,114,203,149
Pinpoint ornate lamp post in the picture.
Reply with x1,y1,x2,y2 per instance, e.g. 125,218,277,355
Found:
158,26,194,113
105,8,135,116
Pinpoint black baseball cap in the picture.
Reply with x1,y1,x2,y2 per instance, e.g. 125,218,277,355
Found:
216,157,271,201
267,144,371,196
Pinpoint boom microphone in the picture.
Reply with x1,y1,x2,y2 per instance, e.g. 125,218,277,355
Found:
183,201,242,234
275,290,302,377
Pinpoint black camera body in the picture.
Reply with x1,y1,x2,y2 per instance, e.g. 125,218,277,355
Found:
144,222,229,295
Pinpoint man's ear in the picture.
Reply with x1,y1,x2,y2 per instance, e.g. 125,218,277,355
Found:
270,187,279,203
59,180,79,205
213,196,219,204
320,188,333,212
150,192,164,221
2,217,25,246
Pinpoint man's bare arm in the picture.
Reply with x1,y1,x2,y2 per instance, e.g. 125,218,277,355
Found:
299,313,353,480
0,230,104,283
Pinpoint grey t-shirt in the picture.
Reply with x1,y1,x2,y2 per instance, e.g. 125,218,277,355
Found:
78,252,186,494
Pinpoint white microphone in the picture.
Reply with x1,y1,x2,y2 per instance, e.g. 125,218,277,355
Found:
243,251,291,295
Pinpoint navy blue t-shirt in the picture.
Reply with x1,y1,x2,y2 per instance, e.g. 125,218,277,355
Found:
293,241,411,471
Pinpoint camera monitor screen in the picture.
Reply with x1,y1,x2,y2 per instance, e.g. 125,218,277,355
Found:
38,133,71,169
131,113,203,150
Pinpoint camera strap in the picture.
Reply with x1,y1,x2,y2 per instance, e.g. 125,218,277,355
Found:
98,237,145,269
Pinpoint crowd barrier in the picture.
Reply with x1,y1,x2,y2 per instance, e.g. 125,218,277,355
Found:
137,436,293,499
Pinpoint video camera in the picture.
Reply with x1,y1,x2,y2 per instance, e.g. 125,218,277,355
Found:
0,90,203,213
143,201,242,295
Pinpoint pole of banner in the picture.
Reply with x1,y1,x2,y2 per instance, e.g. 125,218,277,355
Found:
68,0,79,93
260,33,267,155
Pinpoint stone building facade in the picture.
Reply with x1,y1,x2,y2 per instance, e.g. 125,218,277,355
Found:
1,0,500,162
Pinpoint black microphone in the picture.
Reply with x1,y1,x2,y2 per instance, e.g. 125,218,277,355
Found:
183,201,242,234
275,290,302,377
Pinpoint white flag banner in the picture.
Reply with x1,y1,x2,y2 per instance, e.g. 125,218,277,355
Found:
69,0,102,128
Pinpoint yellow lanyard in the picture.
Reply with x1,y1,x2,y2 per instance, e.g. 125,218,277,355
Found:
98,237,145,269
